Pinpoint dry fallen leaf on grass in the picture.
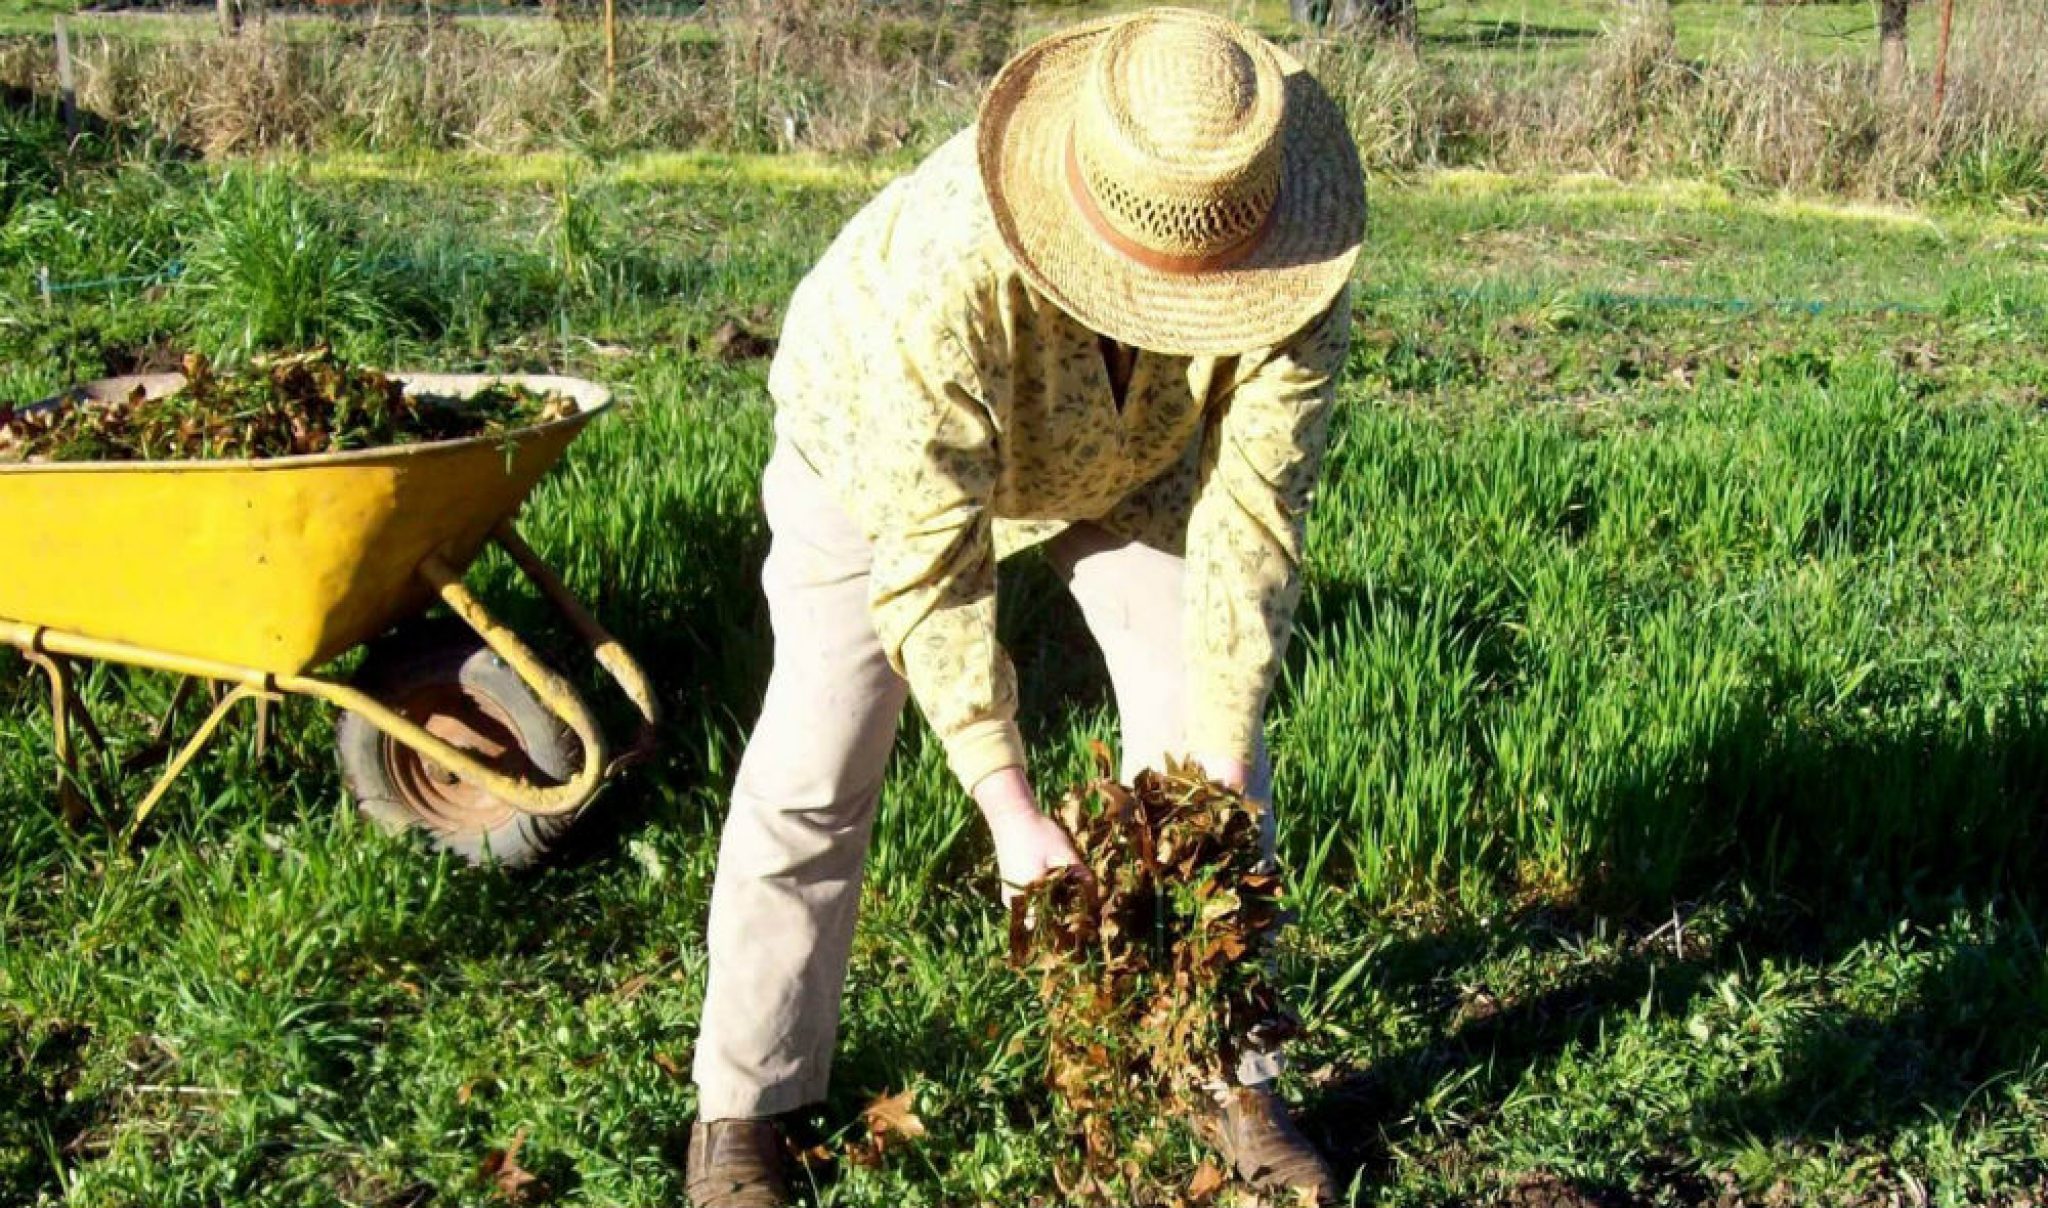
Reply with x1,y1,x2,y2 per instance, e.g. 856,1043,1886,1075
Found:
478,1128,548,1205
842,1086,930,1168
864,1087,928,1140
693,316,778,363
1187,1160,1228,1201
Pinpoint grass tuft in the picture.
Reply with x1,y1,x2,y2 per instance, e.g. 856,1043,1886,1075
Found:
180,171,401,362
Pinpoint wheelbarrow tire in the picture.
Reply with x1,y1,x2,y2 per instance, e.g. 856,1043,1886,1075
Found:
337,621,582,869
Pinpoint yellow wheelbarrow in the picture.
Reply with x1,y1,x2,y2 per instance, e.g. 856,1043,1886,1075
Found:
0,372,659,867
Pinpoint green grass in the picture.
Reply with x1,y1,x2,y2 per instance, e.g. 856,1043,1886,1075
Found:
1412,0,1948,65
3,132,2048,1205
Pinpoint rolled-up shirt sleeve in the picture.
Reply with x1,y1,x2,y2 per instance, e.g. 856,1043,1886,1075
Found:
856,281,1024,792
1184,285,1353,762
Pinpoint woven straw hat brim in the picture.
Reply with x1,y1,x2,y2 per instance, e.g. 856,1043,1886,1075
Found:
977,20,1366,357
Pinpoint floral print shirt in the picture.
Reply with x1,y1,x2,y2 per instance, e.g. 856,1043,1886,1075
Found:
767,129,1353,792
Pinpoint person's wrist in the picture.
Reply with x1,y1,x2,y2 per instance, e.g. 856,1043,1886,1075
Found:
971,765,1038,825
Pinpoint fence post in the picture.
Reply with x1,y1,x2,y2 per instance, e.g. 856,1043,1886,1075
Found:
604,0,618,100
38,266,52,308
54,17,76,139
1931,0,1956,115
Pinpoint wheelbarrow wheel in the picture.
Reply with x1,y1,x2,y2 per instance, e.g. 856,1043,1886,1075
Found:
337,621,582,869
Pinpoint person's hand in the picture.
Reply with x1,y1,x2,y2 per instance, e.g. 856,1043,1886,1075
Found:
972,767,1084,903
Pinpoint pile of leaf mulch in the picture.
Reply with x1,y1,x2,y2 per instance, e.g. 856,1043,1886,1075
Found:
1011,748,1296,1207
0,350,577,464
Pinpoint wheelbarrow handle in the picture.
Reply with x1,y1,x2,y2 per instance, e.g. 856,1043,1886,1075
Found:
491,522,662,777
289,526,659,818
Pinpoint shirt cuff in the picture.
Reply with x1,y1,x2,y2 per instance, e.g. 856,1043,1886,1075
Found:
943,717,1027,793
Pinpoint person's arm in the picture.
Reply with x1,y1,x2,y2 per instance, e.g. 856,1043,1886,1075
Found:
857,281,1081,897
860,297,1020,791
1183,286,1354,788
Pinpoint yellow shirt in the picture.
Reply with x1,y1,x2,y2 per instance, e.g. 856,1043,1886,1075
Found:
768,129,1353,791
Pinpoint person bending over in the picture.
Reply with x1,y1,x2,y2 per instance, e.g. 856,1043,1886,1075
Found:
687,9,1366,1205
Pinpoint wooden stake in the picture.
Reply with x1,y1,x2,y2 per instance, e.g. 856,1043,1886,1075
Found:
603,0,617,99
54,17,76,139
1932,0,1957,115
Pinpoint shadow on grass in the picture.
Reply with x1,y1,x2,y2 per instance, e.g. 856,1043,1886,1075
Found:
0,83,200,165
0,1021,93,1202
1300,892,2048,1205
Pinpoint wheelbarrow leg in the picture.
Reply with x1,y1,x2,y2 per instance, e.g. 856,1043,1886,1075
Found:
57,661,109,756
128,684,273,838
23,651,96,829
122,676,199,774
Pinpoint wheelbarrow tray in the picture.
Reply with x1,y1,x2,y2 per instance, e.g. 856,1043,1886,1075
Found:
0,372,611,676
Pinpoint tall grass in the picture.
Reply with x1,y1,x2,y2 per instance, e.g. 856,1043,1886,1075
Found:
0,98,69,213
181,171,402,360
0,0,1010,158
1292,368,2048,908
1310,0,2048,211
1,1,2042,206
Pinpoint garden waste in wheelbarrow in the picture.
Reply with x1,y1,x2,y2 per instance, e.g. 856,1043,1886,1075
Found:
0,372,659,867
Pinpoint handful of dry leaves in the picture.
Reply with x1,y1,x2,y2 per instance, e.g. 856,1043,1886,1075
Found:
0,350,577,464
1010,747,1296,1204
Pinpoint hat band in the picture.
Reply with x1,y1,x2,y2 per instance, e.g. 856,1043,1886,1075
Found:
1063,132,1274,276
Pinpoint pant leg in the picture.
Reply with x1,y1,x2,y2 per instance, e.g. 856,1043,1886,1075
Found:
694,442,909,1121
1046,522,1281,1088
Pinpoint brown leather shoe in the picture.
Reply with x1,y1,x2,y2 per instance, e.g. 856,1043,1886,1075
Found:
685,1118,794,1208
1203,1087,1341,1205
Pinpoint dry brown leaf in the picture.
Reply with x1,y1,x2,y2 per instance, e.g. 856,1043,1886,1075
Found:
696,317,777,363
1187,1160,1227,1201
836,1085,931,1171
862,1088,927,1141
651,1052,686,1080
478,1128,548,1204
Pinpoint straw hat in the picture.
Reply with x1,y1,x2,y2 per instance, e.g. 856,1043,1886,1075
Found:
977,7,1366,357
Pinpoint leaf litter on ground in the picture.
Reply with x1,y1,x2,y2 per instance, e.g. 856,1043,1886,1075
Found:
0,349,577,463
1009,745,1297,1207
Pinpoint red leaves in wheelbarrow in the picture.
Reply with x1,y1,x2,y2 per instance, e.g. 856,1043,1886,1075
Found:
0,349,577,463
1009,745,1296,1205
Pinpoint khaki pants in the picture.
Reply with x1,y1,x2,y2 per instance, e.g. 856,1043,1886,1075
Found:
693,442,1279,1121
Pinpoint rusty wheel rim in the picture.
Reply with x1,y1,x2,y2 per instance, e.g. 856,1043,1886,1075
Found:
379,682,529,834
